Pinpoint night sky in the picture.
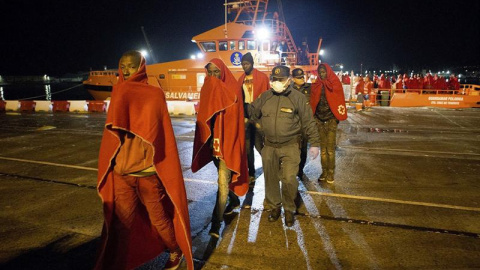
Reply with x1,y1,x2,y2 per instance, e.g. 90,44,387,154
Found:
1,0,479,76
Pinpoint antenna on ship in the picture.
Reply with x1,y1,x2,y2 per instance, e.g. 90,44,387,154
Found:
141,26,158,63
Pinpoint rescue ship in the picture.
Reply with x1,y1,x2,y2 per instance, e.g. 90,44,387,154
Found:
83,0,322,101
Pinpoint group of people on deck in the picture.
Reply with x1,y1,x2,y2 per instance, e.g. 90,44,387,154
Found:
93,50,347,270
349,73,461,94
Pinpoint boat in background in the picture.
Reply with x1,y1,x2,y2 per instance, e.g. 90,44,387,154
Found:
83,0,322,102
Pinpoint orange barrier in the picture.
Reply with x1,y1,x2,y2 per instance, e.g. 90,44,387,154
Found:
0,100,5,111
20,100,36,112
52,101,70,112
87,100,105,112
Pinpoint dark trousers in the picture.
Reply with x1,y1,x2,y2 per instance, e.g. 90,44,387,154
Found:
262,143,300,212
298,133,308,177
317,119,338,176
245,120,263,177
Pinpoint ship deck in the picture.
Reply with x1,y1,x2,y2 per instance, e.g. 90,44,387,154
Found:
0,107,479,269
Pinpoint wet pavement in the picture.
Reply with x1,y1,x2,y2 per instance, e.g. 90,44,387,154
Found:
0,107,479,269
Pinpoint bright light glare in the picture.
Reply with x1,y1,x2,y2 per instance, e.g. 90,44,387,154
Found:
190,55,196,59
319,49,325,56
255,27,270,40
140,50,148,57
340,65,344,69
197,53,204,59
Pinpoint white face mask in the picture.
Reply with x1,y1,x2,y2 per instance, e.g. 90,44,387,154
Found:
271,79,290,93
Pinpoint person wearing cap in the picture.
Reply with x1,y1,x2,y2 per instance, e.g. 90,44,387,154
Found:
291,68,312,181
237,52,270,188
309,63,348,184
192,58,249,238
248,65,320,227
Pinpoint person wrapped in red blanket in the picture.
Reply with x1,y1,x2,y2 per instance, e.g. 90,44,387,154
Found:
95,51,193,270
309,63,348,184
192,58,249,238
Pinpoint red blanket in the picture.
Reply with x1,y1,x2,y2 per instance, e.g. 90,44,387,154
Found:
237,68,270,100
310,63,348,121
192,58,248,196
95,56,193,270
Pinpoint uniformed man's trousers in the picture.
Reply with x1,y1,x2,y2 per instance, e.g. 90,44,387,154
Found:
262,143,300,212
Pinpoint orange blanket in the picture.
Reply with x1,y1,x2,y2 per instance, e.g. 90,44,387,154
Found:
310,63,348,121
95,57,193,270
192,58,248,196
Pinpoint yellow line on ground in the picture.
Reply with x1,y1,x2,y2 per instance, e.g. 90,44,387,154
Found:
307,190,480,212
1,156,478,212
0,156,98,171
340,145,480,156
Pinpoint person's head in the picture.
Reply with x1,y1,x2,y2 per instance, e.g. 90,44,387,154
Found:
291,68,305,86
241,52,254,75
206,63,221,79
364,75,370,81
271,65,290,93
119,50,142,80
318,65,327,80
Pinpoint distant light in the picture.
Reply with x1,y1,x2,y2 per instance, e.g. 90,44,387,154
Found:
190,55,196,59
340,65,344,69
191,40,196,43
447,70,450,74
442,71,445,73
319,49,325,56
438,71,441,74
459,74,462,78
140,50,148,57
255,27,270,40
380,70,382,72
197,53,204,59
365,71,368,74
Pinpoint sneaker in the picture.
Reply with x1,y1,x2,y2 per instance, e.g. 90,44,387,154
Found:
326,174,334,184
318,172,326,182
208,222,221,238
164,249,184,270
224,197,240,215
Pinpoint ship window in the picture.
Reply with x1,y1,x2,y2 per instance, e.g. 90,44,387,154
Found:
159,74,165,79
230,41,236,50
200,41,216,52
247,40,256,50
239,41,245,50
219,41,228,51
242,31,254,39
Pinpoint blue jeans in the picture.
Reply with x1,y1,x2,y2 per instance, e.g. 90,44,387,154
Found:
211,158,237,224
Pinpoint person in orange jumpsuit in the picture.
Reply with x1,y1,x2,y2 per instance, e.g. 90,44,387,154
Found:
192,58,249,238
95,51,193,270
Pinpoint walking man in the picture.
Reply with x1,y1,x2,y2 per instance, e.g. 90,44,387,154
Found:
248,65,320,227
192,58,249,238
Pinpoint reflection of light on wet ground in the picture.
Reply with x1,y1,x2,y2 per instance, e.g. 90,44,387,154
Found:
246,174,265,243
298,181,342,269
322,185,380,269
287,221,313,270
227,210,242,254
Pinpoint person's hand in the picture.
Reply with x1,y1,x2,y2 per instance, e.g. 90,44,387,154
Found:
308,147,319,160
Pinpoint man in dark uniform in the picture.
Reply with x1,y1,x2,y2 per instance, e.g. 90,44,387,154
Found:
291,68,312,181
248,65,320,227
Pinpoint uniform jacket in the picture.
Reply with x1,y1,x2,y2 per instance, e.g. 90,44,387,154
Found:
249,85,320,147
192,58,249,197
95,56,193,270
293,82,312,101
310,63,348,121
